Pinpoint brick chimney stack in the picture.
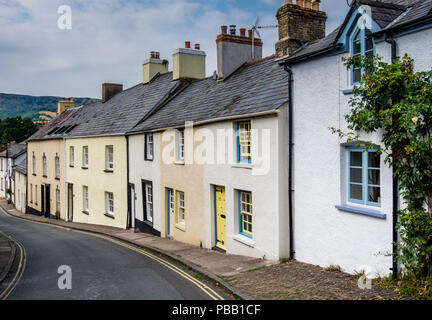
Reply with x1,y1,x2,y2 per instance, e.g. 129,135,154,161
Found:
275,0,327,60
102,83,123,103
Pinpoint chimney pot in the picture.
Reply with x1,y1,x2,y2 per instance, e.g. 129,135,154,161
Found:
194,44,200,50
240,28,246,37
221,25,228,34
185,41,191,49
248,29,253,38
312,0,320,11
229,25,236,35
285,0,293,4
304,0,312,9
295,0,303,7
155,52,160,59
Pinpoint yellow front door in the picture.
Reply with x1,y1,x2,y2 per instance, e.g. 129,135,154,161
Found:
215,186,226,250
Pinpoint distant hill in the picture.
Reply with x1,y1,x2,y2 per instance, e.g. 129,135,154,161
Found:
0,93,98,120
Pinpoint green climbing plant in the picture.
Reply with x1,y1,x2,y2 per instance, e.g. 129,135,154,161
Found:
337,54,432,278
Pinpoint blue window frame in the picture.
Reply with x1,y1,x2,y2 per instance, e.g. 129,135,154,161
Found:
348,147,381,207
237,121,251,164
351,27,375,85
238,190,252,238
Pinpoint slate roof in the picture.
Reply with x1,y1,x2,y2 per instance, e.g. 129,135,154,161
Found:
28,72,180,141
15,155,26,175
27,107,80,141
285,0,432,63
129,56,288,133
0,143,26,159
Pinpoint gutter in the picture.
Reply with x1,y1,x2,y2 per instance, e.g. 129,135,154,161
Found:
385,35,399,280
126,109,280,135
279,43,343,67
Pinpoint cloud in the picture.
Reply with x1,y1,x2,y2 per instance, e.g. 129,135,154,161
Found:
0,0,348,98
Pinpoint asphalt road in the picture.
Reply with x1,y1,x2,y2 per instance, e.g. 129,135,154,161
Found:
0,208,227,300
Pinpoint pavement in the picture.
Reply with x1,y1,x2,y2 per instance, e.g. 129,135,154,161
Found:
0,199,276,300
0,230,15,286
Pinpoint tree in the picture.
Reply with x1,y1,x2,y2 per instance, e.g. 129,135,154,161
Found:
340,54,432,278
0,116,39,146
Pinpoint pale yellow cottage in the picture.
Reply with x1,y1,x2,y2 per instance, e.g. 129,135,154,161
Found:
26,99,76,219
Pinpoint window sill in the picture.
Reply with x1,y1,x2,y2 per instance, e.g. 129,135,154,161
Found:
55,177,60,181
342,88,354,95
231,163,253,170
104,170,114,173
81,167,88,170
233,234,255,248
69,165,74,168
104,213,115,219
175,223,186,232
82,210,89,215
144,157,154,162
42,175,47,178
174,160,185,166
335,204,386,219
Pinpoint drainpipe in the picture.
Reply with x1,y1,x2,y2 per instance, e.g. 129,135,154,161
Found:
283,64,295,260
385,35,399,280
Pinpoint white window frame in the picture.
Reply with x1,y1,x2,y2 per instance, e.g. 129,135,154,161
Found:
177,130,184,162
83,186,89,213
43,154,47,177
177,191,185,225
106,145,114,171
55,156,60,179
32,155,36,175
145,133,154,160
70,146,75,167
144,183,153,223
105,192,114,216
56,188,60,213
83,146,88,168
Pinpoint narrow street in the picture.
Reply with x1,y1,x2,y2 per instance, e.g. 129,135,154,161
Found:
0,209,227,300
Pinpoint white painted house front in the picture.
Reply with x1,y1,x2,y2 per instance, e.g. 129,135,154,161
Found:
0,143,26,201
280,0,432,276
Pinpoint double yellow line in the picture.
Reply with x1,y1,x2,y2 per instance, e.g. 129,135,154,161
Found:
0,209,224,300
0,231,27,300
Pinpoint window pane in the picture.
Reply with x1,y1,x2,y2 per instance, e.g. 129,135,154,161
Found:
353,68,361,83
368,186,381,203
368,169,380,185
350,168,363,183
368,152,380,168
350,152,362,166
353,40,361,54
350,184,363,201
365,50,373,59
366,38,373,51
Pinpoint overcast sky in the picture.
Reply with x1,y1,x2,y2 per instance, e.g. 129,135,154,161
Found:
0,0,351,98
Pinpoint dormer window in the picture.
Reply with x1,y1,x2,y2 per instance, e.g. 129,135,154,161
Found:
351,27,374,84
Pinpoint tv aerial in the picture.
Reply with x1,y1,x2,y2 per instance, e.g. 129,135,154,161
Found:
251,16,278,59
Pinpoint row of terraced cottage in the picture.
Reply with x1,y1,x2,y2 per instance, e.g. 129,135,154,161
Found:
3,0,432,277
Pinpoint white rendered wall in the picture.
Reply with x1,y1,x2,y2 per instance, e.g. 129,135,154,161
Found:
203,111,290,261
290,27,432,276
128,133,162,233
